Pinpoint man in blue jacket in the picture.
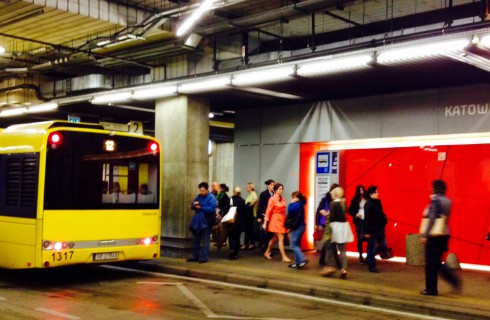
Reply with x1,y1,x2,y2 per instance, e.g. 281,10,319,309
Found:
187,182,218,263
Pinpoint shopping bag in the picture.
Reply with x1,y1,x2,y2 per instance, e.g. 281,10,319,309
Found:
221,207,237,224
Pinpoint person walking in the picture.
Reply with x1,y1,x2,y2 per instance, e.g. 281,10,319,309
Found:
316,183,340,267
347,185,368,265
420,179,461,296
227,187,246,260
187,182,218,264
242,182,258,250
287,191,308,269
319,187,354,278
363,185,388,273
262,183,291,263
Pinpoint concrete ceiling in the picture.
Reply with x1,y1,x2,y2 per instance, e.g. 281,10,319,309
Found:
1,0,490,140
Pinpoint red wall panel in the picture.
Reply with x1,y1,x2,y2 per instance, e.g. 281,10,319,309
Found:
300,142,490,265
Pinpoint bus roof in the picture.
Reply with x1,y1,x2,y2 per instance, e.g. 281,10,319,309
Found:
0,121,108,153
2,120,104,133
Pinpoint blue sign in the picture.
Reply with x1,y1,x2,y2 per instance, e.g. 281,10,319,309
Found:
316,152,330,174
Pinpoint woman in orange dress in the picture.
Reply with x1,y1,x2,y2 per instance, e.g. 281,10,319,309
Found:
262,183,291,263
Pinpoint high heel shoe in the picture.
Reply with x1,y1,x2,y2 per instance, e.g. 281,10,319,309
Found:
264,252,272,260
282,257,292,263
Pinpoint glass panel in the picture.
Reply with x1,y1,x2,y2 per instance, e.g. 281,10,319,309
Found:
44,131,160,209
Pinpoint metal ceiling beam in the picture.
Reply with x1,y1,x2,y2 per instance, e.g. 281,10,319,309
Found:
324,10,363,28
0,32,151,69
194,0,355,36
263,1,486,52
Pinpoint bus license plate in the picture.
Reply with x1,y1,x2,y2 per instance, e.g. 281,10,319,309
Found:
93,252,119,261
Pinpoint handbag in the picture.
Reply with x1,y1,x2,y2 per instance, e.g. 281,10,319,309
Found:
313,227,323,241
419,215,447,236
285,202,302,229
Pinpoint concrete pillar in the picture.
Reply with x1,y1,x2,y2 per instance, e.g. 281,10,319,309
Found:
155,95,210,257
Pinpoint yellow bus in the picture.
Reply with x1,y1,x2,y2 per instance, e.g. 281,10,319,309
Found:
0,121,161,268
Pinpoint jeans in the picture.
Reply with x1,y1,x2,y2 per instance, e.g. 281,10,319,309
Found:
191,226,212,262
354,222,367,259
367,236,387,271
290,224,306,264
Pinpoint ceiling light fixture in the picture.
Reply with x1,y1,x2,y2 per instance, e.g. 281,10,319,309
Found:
4,67,29,73
0,107,28,117
0,46,5,54
132,86,178,99
178,76,231,94
96,39,112,47
27,102,58,114
176,0,215,37
480,35,490,48
297,55,372,77
232,66,295,87
377,38,470,65
91,92,132,104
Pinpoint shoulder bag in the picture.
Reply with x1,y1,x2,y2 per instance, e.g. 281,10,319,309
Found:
419,215,447,236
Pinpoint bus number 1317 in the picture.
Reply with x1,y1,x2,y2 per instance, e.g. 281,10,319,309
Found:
52,251,74,262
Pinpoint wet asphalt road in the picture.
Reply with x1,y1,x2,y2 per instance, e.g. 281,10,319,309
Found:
0,264,440,320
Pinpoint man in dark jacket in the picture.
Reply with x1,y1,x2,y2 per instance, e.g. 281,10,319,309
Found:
256,179,275,250
187,182,217,263
363,185,388,273
227,187,246,259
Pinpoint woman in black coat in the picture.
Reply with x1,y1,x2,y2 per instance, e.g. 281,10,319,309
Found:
347,185,368,264
228,187,246,259
216,183,230,218
363,185,388,273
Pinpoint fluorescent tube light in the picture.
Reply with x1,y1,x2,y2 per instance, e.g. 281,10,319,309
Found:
377,39,470,65
27,102,58,113
96,40,112,47
0,46,5,54
132,86,178,99
91,92,132,104
117,34,145,41
297,55,372,77
5,68,28,73
232,66,295,87
0,107,27,117
176,0,214,37
480,35,490,48
178,77,231,94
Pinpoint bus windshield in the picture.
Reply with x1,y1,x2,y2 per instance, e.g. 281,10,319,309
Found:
44,131,160,210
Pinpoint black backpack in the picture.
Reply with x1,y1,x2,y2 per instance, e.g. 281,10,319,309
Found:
285,210,301,230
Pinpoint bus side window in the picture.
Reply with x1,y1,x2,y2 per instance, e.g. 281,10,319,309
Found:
102,194,112,203
137,193,155,204
118,193,135,203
